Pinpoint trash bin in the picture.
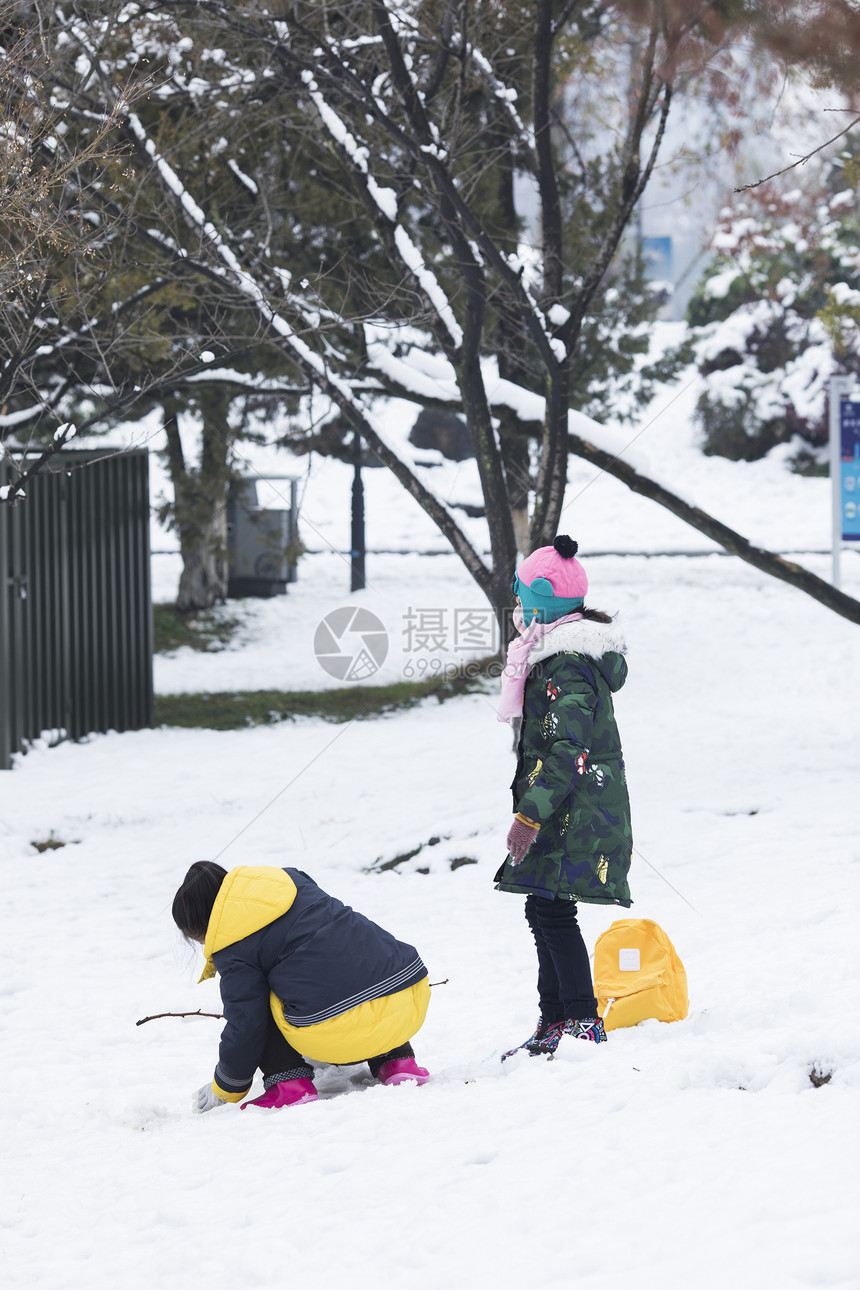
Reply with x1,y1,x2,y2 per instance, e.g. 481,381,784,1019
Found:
226,476,299,598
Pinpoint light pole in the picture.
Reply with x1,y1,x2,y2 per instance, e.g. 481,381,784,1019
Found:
350,431,366,592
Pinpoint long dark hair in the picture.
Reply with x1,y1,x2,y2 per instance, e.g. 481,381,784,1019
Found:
172,861,227,943
578,603,613,624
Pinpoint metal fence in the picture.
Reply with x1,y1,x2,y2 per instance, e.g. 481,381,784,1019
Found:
0,449,153,770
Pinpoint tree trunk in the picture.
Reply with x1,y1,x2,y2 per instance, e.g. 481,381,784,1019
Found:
456,359,518,629
175,498,228,613
162,390,232,613
497,410,532,558
512,504,530,559
531,364,571,546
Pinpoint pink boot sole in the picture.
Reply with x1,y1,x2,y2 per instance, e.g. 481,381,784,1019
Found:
376,1057,430,1086
241,1077,319,1109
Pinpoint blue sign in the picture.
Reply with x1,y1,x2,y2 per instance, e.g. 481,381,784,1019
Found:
839,399,860,540
642,235,673,282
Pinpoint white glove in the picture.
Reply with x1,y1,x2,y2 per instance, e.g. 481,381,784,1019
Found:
191,1081,229,1115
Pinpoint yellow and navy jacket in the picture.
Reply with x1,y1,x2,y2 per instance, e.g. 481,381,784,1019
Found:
200,866,428,1100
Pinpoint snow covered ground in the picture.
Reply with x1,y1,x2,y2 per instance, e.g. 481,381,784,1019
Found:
3,368,860,1288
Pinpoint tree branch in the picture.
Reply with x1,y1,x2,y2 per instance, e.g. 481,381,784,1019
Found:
566,27,672,341
135,1010,223,1026
568,429,860,625
534,0,564,303
112,96,492,587
734,113,860,193
553,0,586,37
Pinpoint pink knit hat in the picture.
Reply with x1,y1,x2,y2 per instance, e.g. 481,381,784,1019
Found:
515,535,588,604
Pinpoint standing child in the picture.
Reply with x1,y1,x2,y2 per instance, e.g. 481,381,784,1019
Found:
172,862,431,1111
495,536,632,1059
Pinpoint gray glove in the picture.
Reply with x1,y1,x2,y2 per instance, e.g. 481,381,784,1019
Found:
191,1081,229,1115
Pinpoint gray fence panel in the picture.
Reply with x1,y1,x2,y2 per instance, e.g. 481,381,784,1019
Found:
0,450,153,769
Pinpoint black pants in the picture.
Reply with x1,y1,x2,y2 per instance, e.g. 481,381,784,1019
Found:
525,894,598,1022
259,1016,414,1086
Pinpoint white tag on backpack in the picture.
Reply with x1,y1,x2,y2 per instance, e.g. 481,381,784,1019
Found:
619,948,640,972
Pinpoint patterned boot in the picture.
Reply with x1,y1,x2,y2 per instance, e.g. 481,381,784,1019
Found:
501,1017,566,1061
563,1017,607,1043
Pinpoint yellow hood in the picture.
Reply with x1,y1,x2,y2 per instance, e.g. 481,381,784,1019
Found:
198,866,298,982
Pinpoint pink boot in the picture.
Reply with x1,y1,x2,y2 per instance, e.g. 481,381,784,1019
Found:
376,1057,430,1086
241,1077,318,1109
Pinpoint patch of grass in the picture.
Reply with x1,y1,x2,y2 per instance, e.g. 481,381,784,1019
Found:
30,830,66,853
155,658,499,731
153,603,244,655
364,838,479,876
368,835,444,873
449,856,478,870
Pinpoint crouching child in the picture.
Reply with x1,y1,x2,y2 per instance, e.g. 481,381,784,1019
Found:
172,861,431,1112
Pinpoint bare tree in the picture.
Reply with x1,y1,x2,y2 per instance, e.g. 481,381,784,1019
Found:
0,3,310,609
0,2,138,481
130,0,860,625
5,1,860,630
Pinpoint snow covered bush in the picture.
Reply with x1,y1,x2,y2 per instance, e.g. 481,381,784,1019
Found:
687,166,860,466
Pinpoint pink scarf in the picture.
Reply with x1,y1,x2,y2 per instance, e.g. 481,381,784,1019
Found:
497,607,583,723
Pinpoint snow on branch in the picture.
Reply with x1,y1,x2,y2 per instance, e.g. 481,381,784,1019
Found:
226,157,258,194
0,404,48,429
467,45,536,167
363,328,650,469
301,71,464,350
257,5,557,370
183,367,304,393
117,103,485,581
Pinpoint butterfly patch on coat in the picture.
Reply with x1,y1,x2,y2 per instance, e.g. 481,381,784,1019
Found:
541,711,559,738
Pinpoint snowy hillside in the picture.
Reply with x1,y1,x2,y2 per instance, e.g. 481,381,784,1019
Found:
3,365,860,1289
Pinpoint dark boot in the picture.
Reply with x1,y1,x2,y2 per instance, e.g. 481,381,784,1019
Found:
501,1017,565,1060
562,1017,607,1043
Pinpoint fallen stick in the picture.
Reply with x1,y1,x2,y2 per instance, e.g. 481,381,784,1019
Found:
136,1009,224,1026
137,980,450,1027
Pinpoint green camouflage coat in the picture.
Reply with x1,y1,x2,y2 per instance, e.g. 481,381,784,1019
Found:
495,617,632,906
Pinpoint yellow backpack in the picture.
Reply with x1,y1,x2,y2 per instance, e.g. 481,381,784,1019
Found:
594,919,688,1031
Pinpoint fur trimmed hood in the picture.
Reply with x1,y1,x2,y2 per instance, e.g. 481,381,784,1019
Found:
527,615,627,668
